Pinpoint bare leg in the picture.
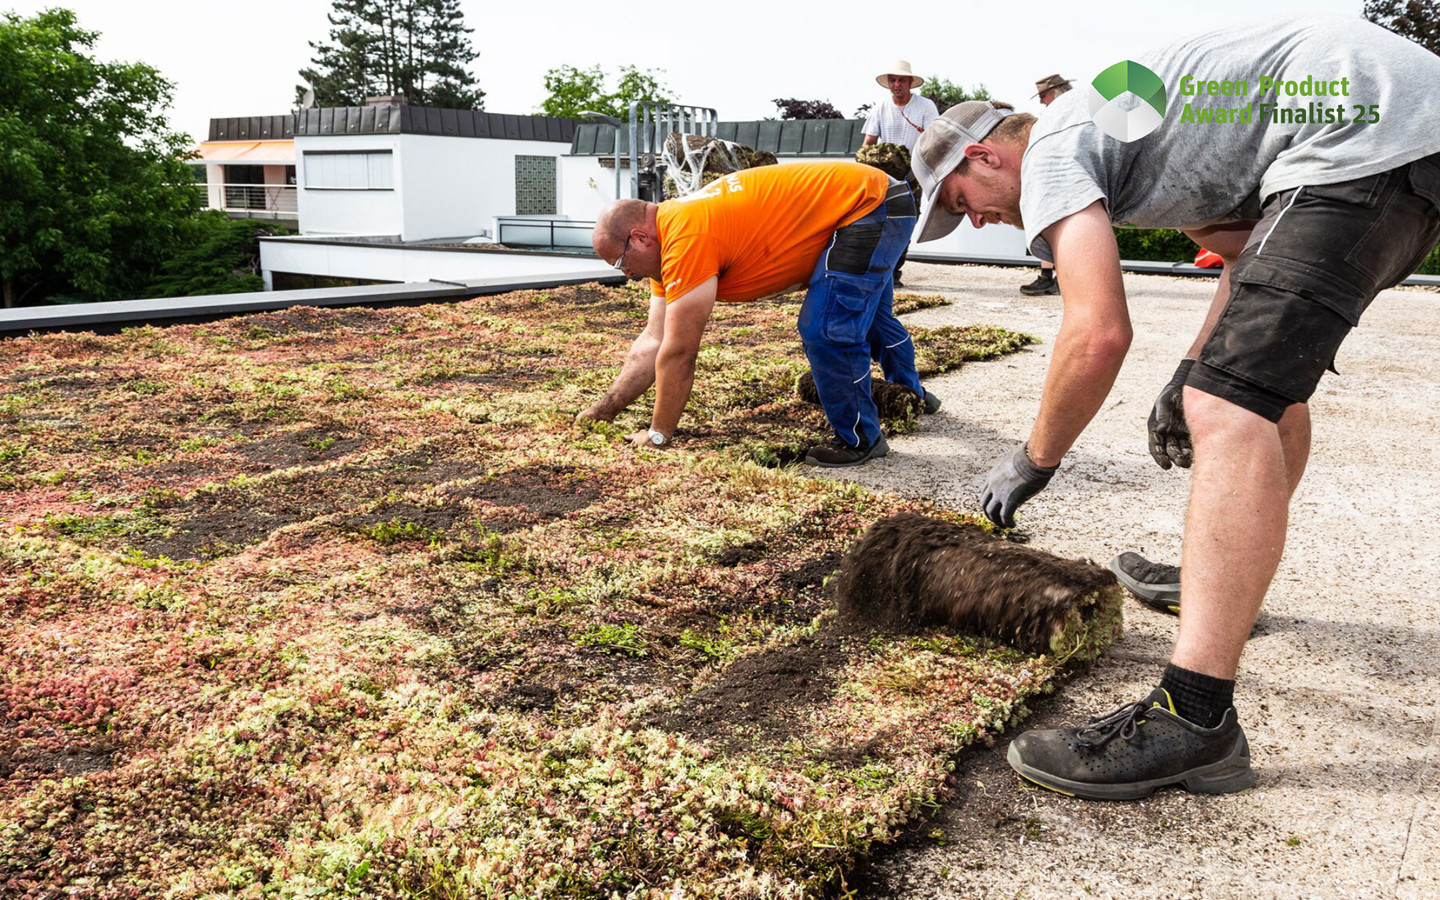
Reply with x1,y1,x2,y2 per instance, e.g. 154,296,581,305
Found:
1279,401,1311,497
1170,389,1295,680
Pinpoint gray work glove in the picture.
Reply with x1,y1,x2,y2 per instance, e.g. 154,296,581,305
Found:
981,443,1059,529
1148,358,1196,470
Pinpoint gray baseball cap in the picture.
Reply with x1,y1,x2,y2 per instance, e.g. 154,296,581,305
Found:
912,101,1013,243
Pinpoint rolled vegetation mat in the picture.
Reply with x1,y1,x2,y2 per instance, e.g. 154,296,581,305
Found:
796,369,924,420
855,142,922,201
662,132,778,197
834,512,1124,659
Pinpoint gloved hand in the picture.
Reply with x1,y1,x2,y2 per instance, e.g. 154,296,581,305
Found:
1148,358,1196,470
981,443,1059,529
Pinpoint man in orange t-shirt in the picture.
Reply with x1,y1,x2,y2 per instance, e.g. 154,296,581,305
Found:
580,161,937,467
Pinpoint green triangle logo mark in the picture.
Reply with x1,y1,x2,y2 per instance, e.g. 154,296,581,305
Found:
1088,60,1168,143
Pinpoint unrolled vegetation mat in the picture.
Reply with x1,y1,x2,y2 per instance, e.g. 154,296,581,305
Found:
0,284,1117,898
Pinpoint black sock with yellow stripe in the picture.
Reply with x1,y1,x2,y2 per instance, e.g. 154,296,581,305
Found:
1159,664,1234,729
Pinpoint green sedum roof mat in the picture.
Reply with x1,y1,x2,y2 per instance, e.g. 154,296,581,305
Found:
0,283,1120,898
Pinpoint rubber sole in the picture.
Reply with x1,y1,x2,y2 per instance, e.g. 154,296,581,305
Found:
1019,280,1060,296
802,435,890,468
1006,733,1254,801
1108,554,1181,615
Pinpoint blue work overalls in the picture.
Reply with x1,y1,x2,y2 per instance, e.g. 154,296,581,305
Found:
796,178,923,448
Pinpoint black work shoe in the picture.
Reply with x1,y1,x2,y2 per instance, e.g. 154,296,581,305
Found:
1007,688,1253,801
803,435,890,468
922,389,942,414
1019,270,1060,295
1109,552,1181,614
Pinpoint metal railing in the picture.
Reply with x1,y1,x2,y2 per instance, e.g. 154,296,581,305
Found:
198,183,298,215
628,102,718,201
495,216,595,251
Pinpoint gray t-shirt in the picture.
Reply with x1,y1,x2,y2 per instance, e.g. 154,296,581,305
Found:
1020,15,1440,261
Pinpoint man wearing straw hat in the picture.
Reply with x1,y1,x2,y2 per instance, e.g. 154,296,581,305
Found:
862,61,937,285
1018,74,1072,296
862,60,938,152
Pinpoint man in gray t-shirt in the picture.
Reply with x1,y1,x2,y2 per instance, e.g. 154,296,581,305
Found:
910,15,1440,801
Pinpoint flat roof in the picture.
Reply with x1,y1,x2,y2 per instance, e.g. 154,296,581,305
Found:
570,119,868,158
209,108,581,144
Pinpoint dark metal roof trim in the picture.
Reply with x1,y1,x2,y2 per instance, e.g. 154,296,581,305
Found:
207,115,296,141
569,119,867,158
209,109,579,143
295,107,578,141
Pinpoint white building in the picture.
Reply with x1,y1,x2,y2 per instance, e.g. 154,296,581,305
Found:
203,104,615,290
194,104,1028,293
194,114,298,229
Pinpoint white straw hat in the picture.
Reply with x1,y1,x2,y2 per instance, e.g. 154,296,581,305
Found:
876,60,924,89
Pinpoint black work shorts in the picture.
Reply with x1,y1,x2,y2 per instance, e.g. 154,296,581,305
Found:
1188,151,1440,422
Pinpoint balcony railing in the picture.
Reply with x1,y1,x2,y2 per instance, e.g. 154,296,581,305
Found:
495,216,595,251
199,182,298,215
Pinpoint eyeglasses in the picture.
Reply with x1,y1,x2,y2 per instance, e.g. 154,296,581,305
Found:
612,235,633,272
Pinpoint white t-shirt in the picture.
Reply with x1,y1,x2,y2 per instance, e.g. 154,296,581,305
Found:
1019,15,1440,261
863,95,939,151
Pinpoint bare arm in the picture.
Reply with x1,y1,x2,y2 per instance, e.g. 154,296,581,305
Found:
861,134,878,146
578,292,668,422
1180,221,1254,356
630,276,718,444
1026,202,1133,466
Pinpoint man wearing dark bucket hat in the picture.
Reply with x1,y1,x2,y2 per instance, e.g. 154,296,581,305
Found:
910,15,1440,800
1018,74,1073,297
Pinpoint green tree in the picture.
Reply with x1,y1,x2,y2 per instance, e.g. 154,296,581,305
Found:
298,0,484,109
921,78,992,113
0,9,199,307
540,64,608,118
144,214,290,298
1364,0,1440,54
539,64,672,120
772,98,844,120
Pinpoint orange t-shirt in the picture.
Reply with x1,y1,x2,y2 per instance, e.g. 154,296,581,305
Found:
651,161,889,303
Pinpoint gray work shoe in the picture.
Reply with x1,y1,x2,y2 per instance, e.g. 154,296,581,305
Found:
1109,551,1181,614
922,389,942,414
803,435,890,468
1007,688,1254,801
1019,270,1060,295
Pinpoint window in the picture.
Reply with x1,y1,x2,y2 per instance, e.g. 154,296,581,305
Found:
270,272,391,291
224,164,265,209
303,150,394,190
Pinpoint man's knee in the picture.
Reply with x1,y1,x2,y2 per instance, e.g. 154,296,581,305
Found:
1183,386,1278,445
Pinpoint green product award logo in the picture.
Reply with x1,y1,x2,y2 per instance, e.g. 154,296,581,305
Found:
1088,60,1167,142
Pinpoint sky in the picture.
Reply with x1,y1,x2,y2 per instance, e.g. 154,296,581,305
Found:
9,0,1371,145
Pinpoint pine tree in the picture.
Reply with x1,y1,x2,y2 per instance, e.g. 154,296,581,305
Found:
415,0,482,108
297,0,484,109
1364,0,1440,55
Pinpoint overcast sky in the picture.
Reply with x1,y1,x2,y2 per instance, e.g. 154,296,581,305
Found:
9,0,1368,145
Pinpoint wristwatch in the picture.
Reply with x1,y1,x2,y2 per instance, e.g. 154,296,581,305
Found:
648,429,669,447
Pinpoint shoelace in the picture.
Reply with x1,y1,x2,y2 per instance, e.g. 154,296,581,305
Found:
1133,559,1180,582
1076,699,1151,749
